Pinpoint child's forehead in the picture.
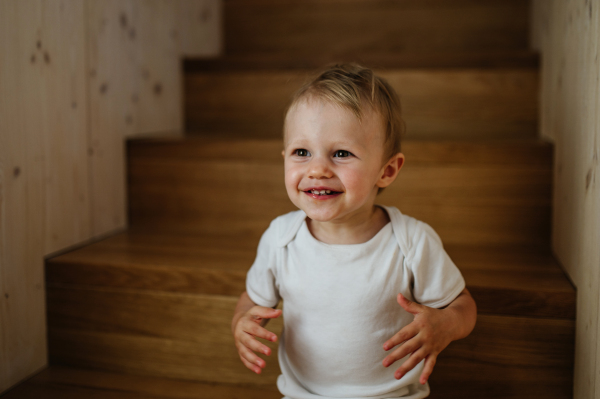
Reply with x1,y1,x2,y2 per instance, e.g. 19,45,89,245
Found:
284,96,385,144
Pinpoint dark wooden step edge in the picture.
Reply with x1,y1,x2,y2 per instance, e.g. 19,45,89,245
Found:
45,258,575,320
184,51,539,72
127,136,553,167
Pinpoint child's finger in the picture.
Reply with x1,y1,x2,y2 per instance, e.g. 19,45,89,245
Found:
397,293,423,315
243,321,278,342
419,355,437,385
239,332,272,356
383,337,421,367
250,306,282,320
238,342,266,370
383,323,419,351
393,349,426,380
240,354,262,374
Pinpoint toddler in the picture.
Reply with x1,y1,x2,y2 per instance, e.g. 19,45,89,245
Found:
231,63,477,399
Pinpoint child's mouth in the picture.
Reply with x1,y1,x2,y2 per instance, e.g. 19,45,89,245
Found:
303,189,342,199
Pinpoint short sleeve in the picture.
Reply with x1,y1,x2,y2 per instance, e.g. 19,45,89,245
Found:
407,222,465,308
246,221,281,308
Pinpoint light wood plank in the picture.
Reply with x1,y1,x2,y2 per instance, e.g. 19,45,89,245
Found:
132,0,182,136
86,0,134,236
177,0,223,57
41,0,91,256
184,68,538,139
0,0,48,392
532,0,600,397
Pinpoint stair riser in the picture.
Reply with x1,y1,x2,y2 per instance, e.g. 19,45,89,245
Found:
224,0,529,57
46,261,575,320
47,286,574,398
128,159,551,246
184,69,538,139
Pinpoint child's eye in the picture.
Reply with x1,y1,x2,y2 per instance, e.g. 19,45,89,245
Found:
333,150,351,158
294,149,310,157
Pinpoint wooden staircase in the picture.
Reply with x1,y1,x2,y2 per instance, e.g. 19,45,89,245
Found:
43,1,576,398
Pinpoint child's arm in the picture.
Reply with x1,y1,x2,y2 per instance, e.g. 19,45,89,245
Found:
382,288,477,385
232,291,282,375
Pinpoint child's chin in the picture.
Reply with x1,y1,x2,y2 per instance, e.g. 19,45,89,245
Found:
302,209,338,222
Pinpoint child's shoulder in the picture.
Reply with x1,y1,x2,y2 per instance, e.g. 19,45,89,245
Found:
380,205,444,256
264,209,306,248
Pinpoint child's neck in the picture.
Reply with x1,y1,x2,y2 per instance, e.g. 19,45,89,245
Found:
306,206,390,245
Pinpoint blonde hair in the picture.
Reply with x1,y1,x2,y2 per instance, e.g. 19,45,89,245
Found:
284,62,405,162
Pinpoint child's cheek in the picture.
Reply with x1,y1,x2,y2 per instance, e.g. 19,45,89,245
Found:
341,167,373,198
284,165,302,199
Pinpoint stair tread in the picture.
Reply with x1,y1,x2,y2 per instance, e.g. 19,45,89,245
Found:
126,136,553,247
1,365,280,399
184,67,539,140
129,135,553,165
185,50,539,71
47,226,575,320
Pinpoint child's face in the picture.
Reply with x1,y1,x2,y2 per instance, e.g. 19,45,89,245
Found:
283,97,400,224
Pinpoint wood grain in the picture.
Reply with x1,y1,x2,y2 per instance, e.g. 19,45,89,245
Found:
40,1,91,255
184,68,538,139
531,0,600,397
223,0,529,58
0,0,49,392
46,284,574,395
127,138,551,245
184,50,540,71
177,0,223,57
45,229,575,319
86,0,134,236
1,366,281,399
48,289,283,385
132,0,183,136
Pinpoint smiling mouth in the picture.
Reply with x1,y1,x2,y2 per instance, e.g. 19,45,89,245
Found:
302,188,342,197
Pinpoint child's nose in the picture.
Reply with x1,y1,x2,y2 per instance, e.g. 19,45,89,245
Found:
307,156,333,179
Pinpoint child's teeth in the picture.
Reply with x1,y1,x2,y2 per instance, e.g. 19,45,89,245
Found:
309,189,334,195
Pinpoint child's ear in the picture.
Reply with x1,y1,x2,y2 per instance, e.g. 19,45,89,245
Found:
281,150,285,158
377,153,405,188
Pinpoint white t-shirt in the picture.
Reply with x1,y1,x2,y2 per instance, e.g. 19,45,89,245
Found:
246,206,465,399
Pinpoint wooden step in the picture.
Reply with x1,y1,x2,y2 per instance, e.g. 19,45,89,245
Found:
184,67,538,139
127,137,552,246
223,0,530,58
46,230,575,319
184,50,540,71
45,228,575,398
1,366,281,399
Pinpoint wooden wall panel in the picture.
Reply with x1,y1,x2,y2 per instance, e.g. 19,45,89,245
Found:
41,1,90,256
177,0,223,57
86,0,223,237
531,1,600,398
0,0,48,392
132,0,182,136
86,0,135,237
0,0,222,394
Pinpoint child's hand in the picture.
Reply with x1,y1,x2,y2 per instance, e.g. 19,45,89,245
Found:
382,293,458,385
233,305,282,374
